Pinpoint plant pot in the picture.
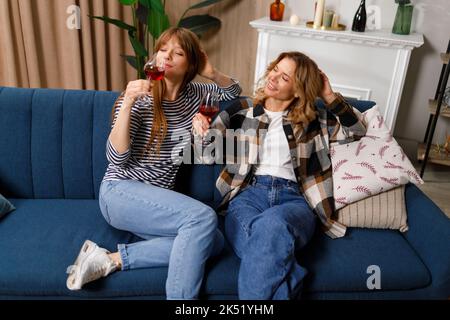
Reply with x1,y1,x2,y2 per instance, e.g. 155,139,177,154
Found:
392,4,413,35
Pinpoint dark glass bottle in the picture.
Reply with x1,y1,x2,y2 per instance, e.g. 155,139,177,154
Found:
270,0,285,21
352,0,367,32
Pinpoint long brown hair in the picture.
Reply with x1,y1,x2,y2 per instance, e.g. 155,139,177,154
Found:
148,27,205,154
254,51,323,128
111,27,205,155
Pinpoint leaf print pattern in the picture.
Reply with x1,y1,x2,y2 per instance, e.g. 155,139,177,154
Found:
356,162,377,174
404,170,423,184
355,142,367,156
352,186,372,196
384,161,404,169
379,145,389,159
333,159,348,173
380,177,399,186
342,172,363,180
335,197,348,205
377,115,384,128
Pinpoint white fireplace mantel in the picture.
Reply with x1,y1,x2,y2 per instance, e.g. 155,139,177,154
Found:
250,17,424,132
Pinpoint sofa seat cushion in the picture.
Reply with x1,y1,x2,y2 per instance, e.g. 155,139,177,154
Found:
0,199,431,298
300,228,431,293
0,199,239,299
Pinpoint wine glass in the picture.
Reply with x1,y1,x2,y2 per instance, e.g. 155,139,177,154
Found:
199,91,220,121
198,91,220,145
144,55,165,81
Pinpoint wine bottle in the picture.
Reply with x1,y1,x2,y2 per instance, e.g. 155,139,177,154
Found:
352,0,367,32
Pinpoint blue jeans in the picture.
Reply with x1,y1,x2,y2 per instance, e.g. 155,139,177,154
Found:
225,175,317,300
99,179,224,300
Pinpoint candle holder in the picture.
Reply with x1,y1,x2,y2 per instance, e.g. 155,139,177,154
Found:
306,21,346,31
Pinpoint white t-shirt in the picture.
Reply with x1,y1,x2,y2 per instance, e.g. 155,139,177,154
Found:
254,109,297,182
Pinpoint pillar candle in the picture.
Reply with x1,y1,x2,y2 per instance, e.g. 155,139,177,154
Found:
313,0,325,28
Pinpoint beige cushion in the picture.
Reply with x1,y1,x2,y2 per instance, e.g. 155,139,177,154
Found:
335,185,408,232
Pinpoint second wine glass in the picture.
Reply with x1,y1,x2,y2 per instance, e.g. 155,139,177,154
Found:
199,91,220,120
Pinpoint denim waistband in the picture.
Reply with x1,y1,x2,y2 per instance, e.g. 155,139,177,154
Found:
251,175,298,188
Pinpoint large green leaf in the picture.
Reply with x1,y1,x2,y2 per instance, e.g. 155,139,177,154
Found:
89,15,136,31
188,0,224,10
148,9,170,40
139,0,165,14
129,32,148,57
121,55,138,70
119,0,137,5
178,15,221,37
136,3,149,25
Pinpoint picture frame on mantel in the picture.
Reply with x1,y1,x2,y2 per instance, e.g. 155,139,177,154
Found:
250,1,423,133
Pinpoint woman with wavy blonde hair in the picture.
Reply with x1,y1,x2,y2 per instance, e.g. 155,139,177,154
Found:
253,51,323,128
193,51,366,299
66,27,241,299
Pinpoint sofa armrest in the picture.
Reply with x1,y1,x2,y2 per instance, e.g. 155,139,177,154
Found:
403,184,450,298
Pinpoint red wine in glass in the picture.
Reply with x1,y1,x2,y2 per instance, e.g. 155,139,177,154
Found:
144,56,165,81
145,65,165,81
199,92,220,121
199,104,219,118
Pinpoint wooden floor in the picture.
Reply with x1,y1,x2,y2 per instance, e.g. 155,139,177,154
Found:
415,162,450,218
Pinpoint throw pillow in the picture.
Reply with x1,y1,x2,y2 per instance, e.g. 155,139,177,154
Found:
335,185,408,232
332,106,423,210
0,193,15,219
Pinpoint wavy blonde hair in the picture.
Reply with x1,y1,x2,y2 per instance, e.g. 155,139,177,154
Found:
254,51,323,128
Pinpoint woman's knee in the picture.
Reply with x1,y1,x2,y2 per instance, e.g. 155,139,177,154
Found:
188,205,218,231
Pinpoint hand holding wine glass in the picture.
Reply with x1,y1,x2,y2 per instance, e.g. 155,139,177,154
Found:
144,54,166,81
199,91,220,119
193,91,220,137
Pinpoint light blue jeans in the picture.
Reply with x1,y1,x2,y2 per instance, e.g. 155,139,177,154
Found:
99,179,224,300
225,175,317,300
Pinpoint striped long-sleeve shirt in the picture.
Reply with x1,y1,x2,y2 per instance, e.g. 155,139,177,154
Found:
103,80,242,190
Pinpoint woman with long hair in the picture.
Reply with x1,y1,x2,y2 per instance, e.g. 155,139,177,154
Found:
193,51,366,299
66,27,241,300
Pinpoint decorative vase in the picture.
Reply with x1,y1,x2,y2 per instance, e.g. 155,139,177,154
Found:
270,0,285,21
352,0,367,32
392,4,414,35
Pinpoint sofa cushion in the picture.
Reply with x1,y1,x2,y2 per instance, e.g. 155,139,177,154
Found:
0,193,15,218
300,226,431,292
332,106,423,210
0,198,430,298
335,185,409,232
0,199,239,299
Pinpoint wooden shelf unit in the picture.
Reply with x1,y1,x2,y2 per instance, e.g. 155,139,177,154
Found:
418,143,450,167
420,39,450,177
441,53,450,65
428,99,450,118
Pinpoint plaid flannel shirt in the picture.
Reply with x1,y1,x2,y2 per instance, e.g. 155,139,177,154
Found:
197,93,366,238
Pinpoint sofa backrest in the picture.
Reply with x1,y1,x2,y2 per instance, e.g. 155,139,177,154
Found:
0,87,375,203
0,87,116,199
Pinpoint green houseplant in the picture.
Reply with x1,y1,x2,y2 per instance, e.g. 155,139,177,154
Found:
90,0,227,79
392,0,414,35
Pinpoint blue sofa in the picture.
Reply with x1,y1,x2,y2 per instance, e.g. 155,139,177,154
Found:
0,86,449,300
